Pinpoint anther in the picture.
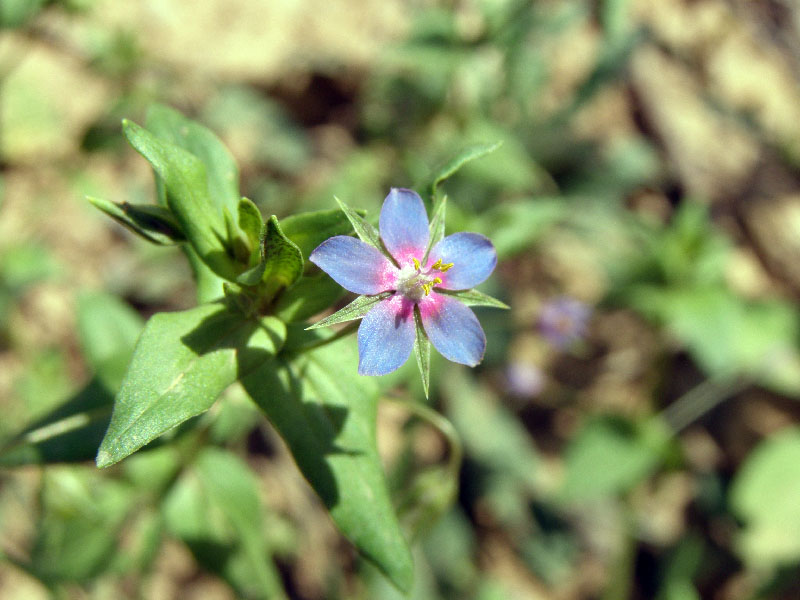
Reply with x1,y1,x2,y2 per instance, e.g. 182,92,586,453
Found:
431,258,454,272
412,257,421,270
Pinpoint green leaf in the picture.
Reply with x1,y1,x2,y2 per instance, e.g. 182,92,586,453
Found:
306,292,392,330
122,119,240,280
0,379,112,466
335,196,383,251
413,306,431,398
163,455,286,600
273,272,345,323
30,470,135,582
76,291,144,391
280,208,359,263
730,427,800,567
237,197,263,254
87,196,185,245
628,286,800,396
195,448,286,599
437,288,509,309
559,416,667,502
96,303,286,467
145,104,241,217
241,337,414,592
429,141,503,198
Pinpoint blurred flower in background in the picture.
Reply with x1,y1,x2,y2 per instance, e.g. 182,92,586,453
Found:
538,296,592,350
505,361,546,398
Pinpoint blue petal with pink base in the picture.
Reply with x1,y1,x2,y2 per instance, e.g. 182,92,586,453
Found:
310,188,498,376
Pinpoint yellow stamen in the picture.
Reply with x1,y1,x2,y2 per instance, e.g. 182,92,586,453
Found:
412,257,421,270
431,258,454,272
433,277,442,285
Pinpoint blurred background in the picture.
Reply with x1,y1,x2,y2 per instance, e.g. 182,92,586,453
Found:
3,0,800,598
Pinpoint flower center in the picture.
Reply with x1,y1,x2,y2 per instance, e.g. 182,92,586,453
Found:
395,256,453,302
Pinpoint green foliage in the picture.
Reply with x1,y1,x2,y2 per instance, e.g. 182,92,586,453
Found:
86,197,186,245
121,119,242,280
306,292,392,330
164,447,286,599
241,335,414,592
559,416,669,503
730,427,800,568
96,303,286,467
428,141,503,199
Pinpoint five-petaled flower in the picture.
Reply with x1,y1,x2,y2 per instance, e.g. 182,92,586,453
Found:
310,188,498,375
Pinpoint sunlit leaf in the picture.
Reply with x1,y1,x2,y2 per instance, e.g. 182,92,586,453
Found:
241,335,414,592
97,303,286,467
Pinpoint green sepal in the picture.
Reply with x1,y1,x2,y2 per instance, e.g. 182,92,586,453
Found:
438,288,509,309
334,196,384,250
87,196,185,245
306,292,393,330
236,215,304,290
413,305,431,398
423,195,447,264
429,141,503,198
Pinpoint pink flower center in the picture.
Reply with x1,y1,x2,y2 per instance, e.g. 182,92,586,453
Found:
395,256,453,302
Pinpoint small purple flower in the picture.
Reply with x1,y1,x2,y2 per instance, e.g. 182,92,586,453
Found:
309,188,497,375
538,296,592,349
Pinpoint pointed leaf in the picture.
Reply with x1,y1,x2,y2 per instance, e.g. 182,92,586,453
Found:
145,103,240,217
96,303,286,467
429,141,503,198
306,292,393,330
335,196,383,250
413,305,431,398
241,337,414,592
0,379,112,466
280,208,360,262
123,119,240,280
87,196,185,245
438,288,509,309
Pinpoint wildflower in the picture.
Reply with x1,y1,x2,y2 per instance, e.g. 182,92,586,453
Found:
505,361,545,398
538,296,591,349
309,188,498,375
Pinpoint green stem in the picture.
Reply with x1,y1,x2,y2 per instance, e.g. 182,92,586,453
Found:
659,375,748,433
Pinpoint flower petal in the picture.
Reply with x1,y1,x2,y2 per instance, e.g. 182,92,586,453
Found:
379,188,430,265
310,236,397,295
358,295,416,375
430,232,497,290
419,293,485,366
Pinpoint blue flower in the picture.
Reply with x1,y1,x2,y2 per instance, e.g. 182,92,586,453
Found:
309,188,498,376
